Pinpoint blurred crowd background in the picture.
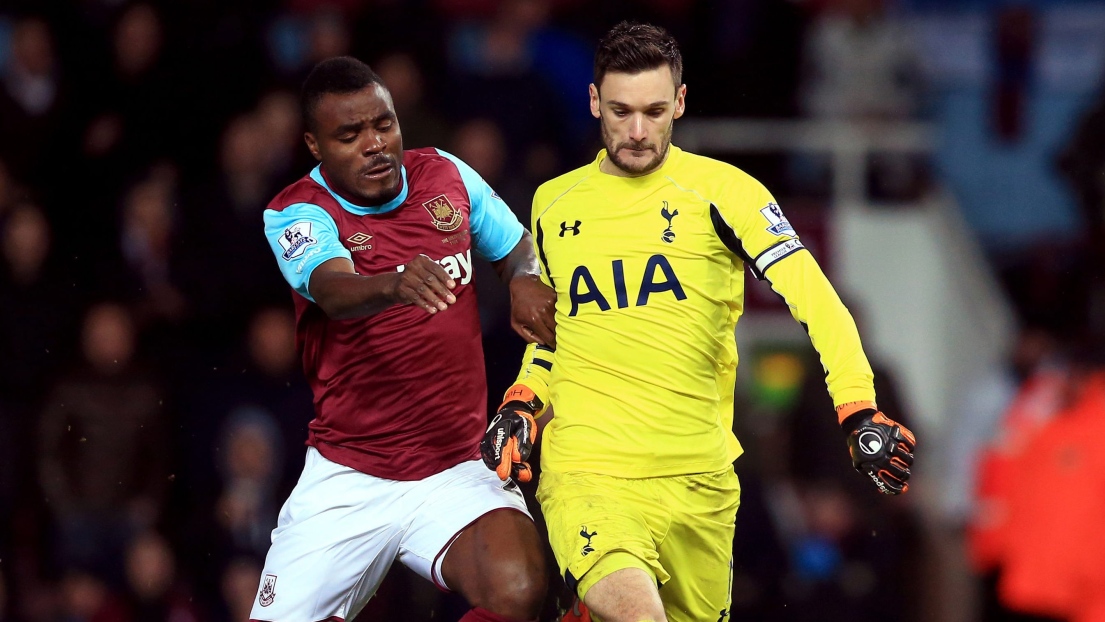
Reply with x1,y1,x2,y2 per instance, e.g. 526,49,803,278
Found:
0,0,1104,620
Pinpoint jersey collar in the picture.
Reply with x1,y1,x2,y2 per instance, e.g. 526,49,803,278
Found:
310,164,409,215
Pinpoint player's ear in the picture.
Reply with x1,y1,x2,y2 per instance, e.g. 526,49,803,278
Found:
304,131,322,162
589,83,600,119
673,84,687,120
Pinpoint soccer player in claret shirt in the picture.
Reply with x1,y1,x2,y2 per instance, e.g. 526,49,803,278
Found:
480,22,918,622
253,56,555,622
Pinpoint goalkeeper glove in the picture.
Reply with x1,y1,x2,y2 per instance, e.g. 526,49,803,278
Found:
481,385,542,483
839,403,917,495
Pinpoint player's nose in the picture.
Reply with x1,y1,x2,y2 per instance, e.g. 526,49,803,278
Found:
361,132,386,154
628,115,647,142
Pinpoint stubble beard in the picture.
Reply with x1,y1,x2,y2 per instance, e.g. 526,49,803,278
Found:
600,116,673,176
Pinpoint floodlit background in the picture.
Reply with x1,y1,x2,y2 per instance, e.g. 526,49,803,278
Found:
0,0,1103,620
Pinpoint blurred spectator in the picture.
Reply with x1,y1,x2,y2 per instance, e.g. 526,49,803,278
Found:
255,90,306,185
450,118,510,198
939,327,1064,526
0,201,73,570
969,363,1105,622
179,306,309,497
79,4,179,199
266,8,351,83
37,302,169,583
0,201,72,409
116,168,190,328
58,570,129,622
0,17,66,188
214,409,284,559
966,335,1083,622
307,9,351,67
179,115,289,343
215,115,273,217
122,531,201,622
1,18,57,117
446,0,584,162
219,557,262,622
375,52,450,150
999,370,1105,620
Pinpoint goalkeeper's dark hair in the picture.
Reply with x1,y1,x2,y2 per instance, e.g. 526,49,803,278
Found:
594,21,682,89
301,56,385,133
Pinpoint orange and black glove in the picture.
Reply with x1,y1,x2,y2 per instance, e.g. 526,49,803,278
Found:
481,385,542,483
839,402,917,495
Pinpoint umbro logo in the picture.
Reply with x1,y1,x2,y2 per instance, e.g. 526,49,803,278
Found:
347,232,373,252
560,220,581,237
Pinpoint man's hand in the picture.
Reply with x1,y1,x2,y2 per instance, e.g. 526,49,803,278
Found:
840,406,917,495
481,385,542,482
391,254,457,314
509,274,556,348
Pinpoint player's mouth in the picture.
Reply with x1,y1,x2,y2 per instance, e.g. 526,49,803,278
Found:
360,160,395,181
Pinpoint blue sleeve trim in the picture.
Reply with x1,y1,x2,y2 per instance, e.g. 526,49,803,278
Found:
263,203,352,302
436,148,524,261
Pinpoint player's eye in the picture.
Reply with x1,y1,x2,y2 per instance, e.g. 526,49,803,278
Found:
612,110,628,118
648,109,665,118
338,135,357,144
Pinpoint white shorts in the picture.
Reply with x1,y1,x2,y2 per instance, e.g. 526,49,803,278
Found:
249,447,531,621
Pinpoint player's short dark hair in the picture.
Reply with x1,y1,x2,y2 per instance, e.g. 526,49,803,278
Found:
301,56,385,133
593,21,683,89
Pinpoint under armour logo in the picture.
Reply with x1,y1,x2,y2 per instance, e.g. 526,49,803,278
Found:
560,220,581,237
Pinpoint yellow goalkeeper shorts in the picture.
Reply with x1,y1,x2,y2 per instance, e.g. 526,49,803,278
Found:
536,467,741,622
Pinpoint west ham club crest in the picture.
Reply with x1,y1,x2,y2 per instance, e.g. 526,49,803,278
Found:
258,574,277,607
423,194,462,232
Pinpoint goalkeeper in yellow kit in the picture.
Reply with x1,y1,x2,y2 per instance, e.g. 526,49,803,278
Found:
480,21,917,622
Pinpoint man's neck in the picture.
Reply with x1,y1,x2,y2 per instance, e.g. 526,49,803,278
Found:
599,150,671,178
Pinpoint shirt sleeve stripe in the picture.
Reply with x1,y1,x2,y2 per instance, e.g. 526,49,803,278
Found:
535,217,555,289
709,203,761,279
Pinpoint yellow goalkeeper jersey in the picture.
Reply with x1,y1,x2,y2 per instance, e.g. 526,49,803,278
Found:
516,146,875,478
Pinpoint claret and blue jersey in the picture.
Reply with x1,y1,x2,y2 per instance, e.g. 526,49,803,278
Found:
263,147,524,481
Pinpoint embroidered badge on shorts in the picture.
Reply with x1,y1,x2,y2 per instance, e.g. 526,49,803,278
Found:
579,527,597,556
258,574,277,607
